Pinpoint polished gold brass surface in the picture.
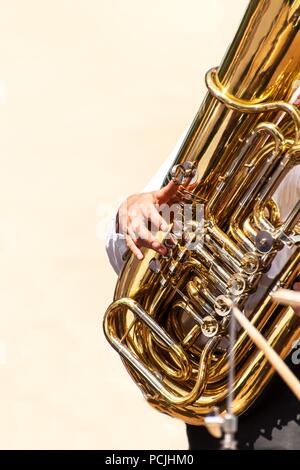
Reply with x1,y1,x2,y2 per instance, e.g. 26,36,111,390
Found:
103,0,300,425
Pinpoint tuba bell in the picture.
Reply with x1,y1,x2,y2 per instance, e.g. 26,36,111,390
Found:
103,0,300,426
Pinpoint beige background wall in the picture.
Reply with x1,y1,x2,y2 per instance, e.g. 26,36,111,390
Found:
0,0,245,449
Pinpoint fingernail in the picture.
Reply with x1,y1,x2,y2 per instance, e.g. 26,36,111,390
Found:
152,241,160,250
161,223,168,232
137,254,143,260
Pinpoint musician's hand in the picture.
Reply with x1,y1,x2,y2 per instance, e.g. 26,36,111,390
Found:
117,181,179,260
292,280,300,316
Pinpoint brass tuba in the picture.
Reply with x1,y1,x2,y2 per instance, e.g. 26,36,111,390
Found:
104,0,300,425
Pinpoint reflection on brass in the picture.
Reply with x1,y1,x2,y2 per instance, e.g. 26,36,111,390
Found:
103,0,300,425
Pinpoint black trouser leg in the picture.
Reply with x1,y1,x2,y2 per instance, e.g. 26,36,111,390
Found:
186,366,300,450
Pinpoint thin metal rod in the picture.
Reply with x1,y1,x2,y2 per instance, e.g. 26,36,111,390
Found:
227,311,236,414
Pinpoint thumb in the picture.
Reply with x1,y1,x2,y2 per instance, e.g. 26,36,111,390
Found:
155,181,178,204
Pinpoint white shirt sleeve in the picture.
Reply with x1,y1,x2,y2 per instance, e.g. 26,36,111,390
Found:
105,127,189,275
106,129,300,277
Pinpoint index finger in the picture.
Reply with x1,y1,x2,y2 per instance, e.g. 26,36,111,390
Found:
155,181,179,204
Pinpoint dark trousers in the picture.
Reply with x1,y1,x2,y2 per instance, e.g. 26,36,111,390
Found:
187,357,300,450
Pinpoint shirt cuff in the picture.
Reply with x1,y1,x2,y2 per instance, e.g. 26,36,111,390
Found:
105,215,128,275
